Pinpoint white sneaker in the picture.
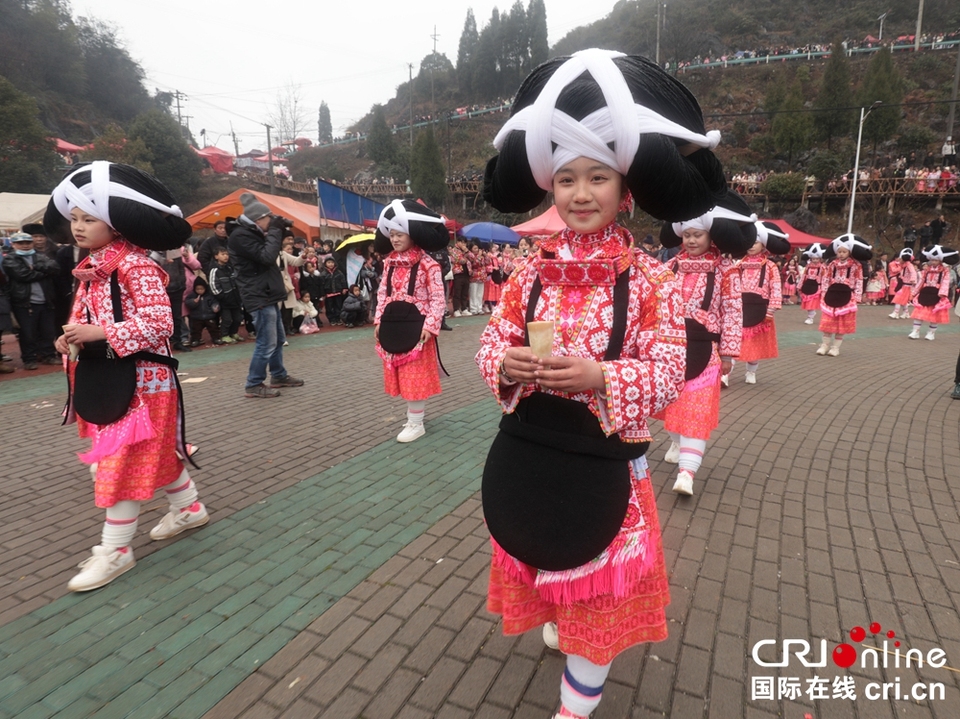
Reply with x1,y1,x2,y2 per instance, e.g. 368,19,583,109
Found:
908,329,920,339
804,317,814,325
542,621,559,650
672,470,694,496
453,310,462,317
889,311,900,319
720,374,729,388
925,331,936,341
461,310,472,316
744,371,757,384
664,441,680,464
816,344,829,355
397,423,425,443
827,346,840,356
68,545,135,592
150,502,209,540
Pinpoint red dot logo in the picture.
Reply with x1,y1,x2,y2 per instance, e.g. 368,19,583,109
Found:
850,626,866,642
833,643,857,668
870,622,882,634
887,630,896,639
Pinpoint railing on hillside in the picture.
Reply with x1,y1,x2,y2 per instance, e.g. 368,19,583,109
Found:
675,38,959,72
235,171,484,200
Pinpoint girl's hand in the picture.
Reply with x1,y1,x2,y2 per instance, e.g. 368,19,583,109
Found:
62,324,106,345
721,360,733,375
535,356,605,393
374,324,379,341
54,335,70,355
501,347,542,384
419,329,431,345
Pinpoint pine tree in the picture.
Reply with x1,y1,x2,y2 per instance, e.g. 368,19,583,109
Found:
473,11,501,100
812,40,853,149
527,0,549,68
411,127,447,208
858,46,902,150
127,110,203,201
501,1,529,94
318,101,332,144
771,75,811,166
367,105,396,165
456,9,479,96
0,76,60,192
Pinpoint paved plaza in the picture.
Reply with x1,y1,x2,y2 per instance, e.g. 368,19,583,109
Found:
1,305,959,719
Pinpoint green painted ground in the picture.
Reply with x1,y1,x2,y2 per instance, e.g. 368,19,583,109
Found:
0,400,498,719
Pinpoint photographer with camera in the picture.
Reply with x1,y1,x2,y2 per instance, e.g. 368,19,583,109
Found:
228,193,304,398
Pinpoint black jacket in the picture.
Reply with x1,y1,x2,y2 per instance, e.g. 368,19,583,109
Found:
208,261,242,308
228,220,286,312
184,290,221,321
1,252,59,308
319,266,347,297
197,234,231,274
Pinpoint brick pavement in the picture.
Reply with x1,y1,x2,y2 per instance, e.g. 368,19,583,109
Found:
2,307,960,718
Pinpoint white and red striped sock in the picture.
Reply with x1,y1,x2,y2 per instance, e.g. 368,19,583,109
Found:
559,654,612,717
406,401,426,427
678,437,706,474
159,469,199,511
102,500,140,549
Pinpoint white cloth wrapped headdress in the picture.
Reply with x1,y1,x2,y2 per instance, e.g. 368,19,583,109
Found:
754,221,788,247
922,245,960,264
493,49,721,193
804,243,827,260
377,199,446,238
51,161,183,228
672,205,757,236
832,233,872,253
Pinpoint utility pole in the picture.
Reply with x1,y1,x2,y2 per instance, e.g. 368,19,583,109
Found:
877,12,888,41
408,63,414,149
431,26,440,109
173,90,185,126
914,0,924,52
947,40,960,144
655,2,662,67
230,122,240,157
264,123,275,195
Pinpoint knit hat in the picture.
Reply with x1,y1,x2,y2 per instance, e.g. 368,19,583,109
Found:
803,243,828,260
658,189,757,258
483,49,726,221
44,161,192,250
373,199,449,254
754,221,791,256
239,192,272,222
825,233,873,262
922,245,960,265
21,223,46,236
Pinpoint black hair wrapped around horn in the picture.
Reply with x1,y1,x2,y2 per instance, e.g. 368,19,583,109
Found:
483,50,726,222
823,234,873,262
922,245,960,266
658,189,757,259
755,221,792,256
44,162,192,250
373,199,450,255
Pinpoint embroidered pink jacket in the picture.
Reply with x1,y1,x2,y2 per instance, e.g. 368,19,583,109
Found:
669,249,743,359
374,247,445,335
739,254,782,312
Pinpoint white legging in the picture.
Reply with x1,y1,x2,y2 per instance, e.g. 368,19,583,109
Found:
101,469,197,549
560,654,612,716
668,432,707,475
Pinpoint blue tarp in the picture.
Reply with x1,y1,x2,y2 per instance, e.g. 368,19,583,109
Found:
316,178,385,227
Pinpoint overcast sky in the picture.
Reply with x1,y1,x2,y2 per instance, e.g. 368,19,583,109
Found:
72,0,622,153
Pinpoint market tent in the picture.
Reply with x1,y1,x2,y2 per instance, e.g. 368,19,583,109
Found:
193,146,235,174
767,219,832,248
0,192,49,232
511,205,567,236
185,189,363,241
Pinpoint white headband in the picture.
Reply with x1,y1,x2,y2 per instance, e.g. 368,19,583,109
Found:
755,221,789,247
377,199,445,238
832,234,872,252
922,245,958,262
672,205,757,236
493,49,721,192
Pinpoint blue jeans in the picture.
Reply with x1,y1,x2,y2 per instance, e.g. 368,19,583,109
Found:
245,304,289,388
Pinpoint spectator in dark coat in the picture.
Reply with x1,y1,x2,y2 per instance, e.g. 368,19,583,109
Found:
319,256,347,326
2,232,59,369
184,278,223,346
197,220,231,274
340,285,367,327
208,246,244,342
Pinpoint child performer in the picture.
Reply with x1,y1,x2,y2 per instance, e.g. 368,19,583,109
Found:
724,221,790,386
656,193,753,493
477,49,730,719
817,234,872,356
889,248,918,319
799,243,828,324
908,245,959,340
864,263,888,305
45,161,207,592
373,199,448,443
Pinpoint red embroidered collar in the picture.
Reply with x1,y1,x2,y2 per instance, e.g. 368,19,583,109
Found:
72,239,139,283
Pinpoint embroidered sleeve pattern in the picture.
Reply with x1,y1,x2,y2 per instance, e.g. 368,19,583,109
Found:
766,260,783,312
102,263,173,356
718,264,743,358
851,262,864,304
418,258,446,335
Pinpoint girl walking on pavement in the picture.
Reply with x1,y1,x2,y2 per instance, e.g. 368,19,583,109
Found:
908,245,959,340
46,162,208,592
477,49,725,719
817,234,872,357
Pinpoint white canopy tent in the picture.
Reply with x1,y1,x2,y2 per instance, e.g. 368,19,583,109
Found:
0,193,49,233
